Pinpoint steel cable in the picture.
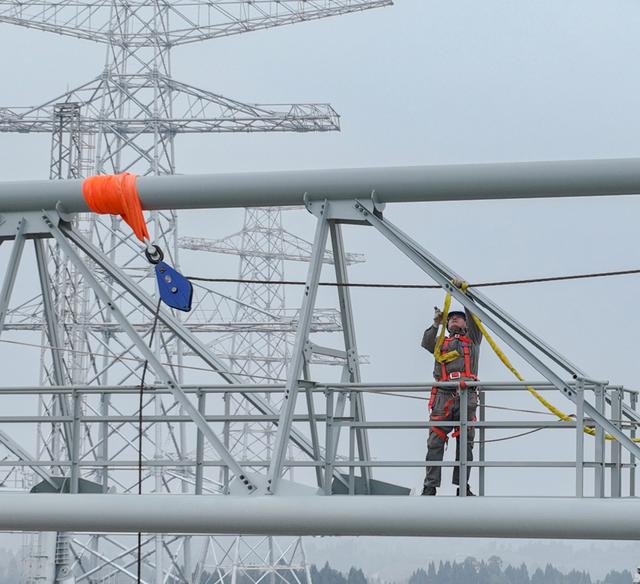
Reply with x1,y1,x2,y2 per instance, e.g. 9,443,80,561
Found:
188,267,640,289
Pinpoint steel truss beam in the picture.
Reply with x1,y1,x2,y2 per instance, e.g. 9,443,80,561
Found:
1,495,640,540
3,157,640,214
57,216,354,486
40,212,260,494
0,1,392,46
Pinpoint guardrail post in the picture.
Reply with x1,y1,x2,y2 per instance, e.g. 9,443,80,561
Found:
631,391,638,497
459,386,468,497
70,386,81,494
611,387,622,498
478,386,485,497
324,388,335,495
575,380,584,498
594,384,606,498
349,390,356,495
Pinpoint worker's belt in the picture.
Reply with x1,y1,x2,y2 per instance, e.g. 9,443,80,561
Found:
443,372,477,381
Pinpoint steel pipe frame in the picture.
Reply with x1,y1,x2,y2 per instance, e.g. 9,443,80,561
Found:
41,212,260,495
0,460,631,469
4,157,640,213
0,380,610,395
59,219,348,486
0,167,631,508
1,495,640,540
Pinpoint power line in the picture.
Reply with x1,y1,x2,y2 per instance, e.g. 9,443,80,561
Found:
189,267,640,290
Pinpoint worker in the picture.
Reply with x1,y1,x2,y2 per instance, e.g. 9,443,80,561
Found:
421,288,482,496
633,567,640,584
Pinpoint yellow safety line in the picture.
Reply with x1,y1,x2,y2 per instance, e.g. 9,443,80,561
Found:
433,293,461,364
441,289,639,443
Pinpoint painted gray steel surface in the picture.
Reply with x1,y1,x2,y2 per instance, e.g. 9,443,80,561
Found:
1,494,639,539
3,157,640,213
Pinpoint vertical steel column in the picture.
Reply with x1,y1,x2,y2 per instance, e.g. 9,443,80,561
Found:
324,388,335,495
0,218,26,336
594,385,606,498
459,388,468,497
575,381,585,498
478,389,486,496
221,391,229,493
349,388,356,495
69,386,81,493
266,213,329,494
611,388,622,498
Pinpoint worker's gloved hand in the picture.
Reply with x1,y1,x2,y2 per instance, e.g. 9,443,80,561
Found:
433,307,443,327
452,278,465,289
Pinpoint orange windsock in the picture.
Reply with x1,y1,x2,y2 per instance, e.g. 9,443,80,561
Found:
82,173,150,242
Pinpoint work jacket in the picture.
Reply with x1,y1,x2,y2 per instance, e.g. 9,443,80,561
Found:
421,308,482,381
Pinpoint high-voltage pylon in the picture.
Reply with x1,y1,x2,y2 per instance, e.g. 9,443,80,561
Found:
0,1,392,582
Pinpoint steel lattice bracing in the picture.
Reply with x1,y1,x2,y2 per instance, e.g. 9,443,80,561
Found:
0,0,392,581
0,0,392,45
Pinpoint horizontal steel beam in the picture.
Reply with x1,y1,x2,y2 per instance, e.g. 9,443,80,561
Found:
1,495,639,539
3,157,640,213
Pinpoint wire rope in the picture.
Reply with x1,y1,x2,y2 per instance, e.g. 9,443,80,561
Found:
188,267,640,290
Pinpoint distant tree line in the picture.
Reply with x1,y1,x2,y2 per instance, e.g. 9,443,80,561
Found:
406,557,631,584
309,558,631,584
0,551,630,584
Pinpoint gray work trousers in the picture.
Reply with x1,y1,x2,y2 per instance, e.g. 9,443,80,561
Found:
424,388,478,488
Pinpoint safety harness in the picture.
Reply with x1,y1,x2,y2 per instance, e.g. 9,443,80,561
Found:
438,335,476,382
429,299,479,443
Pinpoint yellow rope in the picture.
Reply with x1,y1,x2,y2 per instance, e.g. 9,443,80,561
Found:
433,293,460,364
440,288,639,443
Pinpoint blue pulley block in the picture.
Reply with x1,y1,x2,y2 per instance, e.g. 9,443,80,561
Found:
155,261,193,312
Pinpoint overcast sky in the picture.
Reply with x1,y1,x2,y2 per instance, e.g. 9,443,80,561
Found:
1,0,640,577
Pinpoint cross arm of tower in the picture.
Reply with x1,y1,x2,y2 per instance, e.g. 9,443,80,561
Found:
0,77,341,134
168,79,341,132
164,0,394,46
179,229,365,265
0,1,392,46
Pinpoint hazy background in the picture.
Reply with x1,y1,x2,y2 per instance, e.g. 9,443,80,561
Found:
1,0,640,579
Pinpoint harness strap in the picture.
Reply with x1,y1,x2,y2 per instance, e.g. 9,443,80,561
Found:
439,335,476,381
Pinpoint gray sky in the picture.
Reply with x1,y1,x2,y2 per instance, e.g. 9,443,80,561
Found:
1,0,640,577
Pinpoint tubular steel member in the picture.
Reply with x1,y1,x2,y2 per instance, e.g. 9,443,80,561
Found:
0,495,639,540
3,157,640,214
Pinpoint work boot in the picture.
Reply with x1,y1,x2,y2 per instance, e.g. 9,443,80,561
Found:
421,486,437,496
456,485,475,496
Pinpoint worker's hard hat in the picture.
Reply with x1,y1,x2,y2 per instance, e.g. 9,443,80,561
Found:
447,311,466,321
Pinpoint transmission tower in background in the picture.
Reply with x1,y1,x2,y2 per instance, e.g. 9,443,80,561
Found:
0,1,391,582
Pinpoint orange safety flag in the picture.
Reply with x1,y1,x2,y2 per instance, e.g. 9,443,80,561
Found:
82,173,150,242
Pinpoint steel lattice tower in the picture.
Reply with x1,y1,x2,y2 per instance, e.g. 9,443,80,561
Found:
0,1,391,582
